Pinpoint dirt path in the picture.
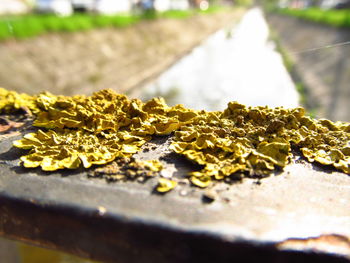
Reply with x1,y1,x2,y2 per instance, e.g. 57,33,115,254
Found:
0,9,244,96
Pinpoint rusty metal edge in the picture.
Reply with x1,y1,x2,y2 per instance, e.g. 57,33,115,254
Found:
0,193,349,263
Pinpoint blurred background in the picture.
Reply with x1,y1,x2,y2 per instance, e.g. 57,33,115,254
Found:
0,0,350,261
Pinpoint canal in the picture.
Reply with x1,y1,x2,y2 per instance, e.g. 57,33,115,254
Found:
133,8,299,111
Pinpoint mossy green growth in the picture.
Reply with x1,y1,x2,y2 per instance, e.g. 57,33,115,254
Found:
1,88,350,190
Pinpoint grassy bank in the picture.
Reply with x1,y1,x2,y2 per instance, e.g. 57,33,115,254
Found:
0,14,138,40
0,7,225,41
276,7,350,28
269,28,315,115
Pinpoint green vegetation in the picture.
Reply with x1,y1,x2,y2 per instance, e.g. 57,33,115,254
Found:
0,6,225,41
160,9,194,19
0,14,139,40
277,8,350,28
234,0,253,7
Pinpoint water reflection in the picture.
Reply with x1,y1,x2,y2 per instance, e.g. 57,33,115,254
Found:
137,8,299,111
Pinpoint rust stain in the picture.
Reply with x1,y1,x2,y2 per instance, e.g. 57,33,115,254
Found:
277,234,350,258
0,117,24,133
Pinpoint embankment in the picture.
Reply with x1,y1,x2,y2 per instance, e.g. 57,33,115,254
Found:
0,10,243,97
268,14,350,122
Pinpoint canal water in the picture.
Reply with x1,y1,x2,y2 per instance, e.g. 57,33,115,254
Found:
135,8,299,111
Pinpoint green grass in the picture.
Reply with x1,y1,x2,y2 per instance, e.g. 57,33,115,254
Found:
161,9,195,19
0,14,141,40
0,6,226,41
276,7,350,28
0,13,140,40
142,6,225,20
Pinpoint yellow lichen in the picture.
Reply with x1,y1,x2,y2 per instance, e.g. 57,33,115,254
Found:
156,178,178,193
0,88,348,191
33,90,196,135
0,88,39,114
170,102,350,185
141,160,163,172
12,89,196,172
13,129,143,171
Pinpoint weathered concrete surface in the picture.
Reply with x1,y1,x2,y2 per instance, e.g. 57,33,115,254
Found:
0,237,20,263
134,8,299,111
0,10,244,97
267,14,350,122
0,116,349,262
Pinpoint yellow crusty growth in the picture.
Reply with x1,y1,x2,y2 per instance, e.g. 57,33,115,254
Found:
170,102,350,187
157,178,178,193
13,129,142,171
1,88,349,189
9,89,198,171
0,88,39,114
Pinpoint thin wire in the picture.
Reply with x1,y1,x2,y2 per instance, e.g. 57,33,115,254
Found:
292,40,350,54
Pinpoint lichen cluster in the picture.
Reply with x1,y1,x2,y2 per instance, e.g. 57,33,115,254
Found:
1,88,350,192
10,89,198,172
0,88,39,114
171,102,350,187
